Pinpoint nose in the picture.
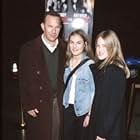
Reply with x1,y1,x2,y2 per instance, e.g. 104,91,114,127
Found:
52,28,57,34
73,43,77,48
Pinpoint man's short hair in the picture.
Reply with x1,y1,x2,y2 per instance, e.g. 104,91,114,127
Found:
43,10,62,25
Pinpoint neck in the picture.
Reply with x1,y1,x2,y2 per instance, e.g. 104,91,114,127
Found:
70,55,82,68
43,34,57,47
72,55,81,61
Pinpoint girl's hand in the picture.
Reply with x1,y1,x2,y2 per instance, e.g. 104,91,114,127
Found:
96,136,106,140
83,115,90,127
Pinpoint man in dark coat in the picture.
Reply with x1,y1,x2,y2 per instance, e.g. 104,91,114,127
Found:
19,11,66,140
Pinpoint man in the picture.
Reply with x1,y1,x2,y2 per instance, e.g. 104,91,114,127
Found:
19,11,66,140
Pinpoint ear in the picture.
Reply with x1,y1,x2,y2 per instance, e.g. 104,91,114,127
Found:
40,22,44,31
85,41,88,47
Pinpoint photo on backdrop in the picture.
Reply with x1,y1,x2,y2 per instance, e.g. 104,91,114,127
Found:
45,0,95,43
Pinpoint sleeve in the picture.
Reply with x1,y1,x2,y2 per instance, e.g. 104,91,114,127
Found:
19,44,36,111
88,67,95,115
97,66,126,138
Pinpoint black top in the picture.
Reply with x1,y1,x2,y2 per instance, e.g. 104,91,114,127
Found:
89,63,127,140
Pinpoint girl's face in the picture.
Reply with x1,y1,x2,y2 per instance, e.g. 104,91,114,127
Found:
96,37,109,60
69,34,85,57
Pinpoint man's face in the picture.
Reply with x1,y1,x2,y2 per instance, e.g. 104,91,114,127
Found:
41,15,61,43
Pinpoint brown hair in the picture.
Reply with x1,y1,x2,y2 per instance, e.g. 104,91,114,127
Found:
95,30,130,78
66,29,94,66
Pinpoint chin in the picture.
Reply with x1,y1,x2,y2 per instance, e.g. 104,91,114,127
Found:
50,38,57,42
98,57,106,60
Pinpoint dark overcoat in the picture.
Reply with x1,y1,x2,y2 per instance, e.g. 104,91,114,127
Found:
19,36,66,140
89,64,127,140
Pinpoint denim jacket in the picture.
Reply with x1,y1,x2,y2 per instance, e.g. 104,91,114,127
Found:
63,56,95,117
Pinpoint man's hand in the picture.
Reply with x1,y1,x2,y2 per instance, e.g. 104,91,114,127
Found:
27,108,39,117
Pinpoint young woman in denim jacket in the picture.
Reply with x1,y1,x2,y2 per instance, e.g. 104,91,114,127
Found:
63,29,95,140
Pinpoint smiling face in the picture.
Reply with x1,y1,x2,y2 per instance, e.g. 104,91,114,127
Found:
96,37,109,60
69,34,85,57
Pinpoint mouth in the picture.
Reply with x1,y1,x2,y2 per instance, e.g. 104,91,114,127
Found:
51,35,57,38
72,49,79,52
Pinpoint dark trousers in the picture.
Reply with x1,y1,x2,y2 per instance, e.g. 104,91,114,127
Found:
63,104,89,140
52,97,60,140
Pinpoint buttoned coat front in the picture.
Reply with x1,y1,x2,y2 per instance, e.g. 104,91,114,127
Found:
19,36,66,140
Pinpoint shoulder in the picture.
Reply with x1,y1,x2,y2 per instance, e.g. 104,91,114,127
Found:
106,64,124,72
103,64,127,91
58,38,67,47
89,63,96,75
21,36,41,48
20,36,42,58
105,64,125,78
87,59,95,65
79,59,95,73
82,56,95,66
21,36,41,51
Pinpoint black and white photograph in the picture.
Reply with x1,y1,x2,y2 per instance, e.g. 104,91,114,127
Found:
45,0,95,42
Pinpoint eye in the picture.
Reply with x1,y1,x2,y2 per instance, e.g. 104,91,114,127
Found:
77,41,84,45
56,26,61,29
48,25,53,29
77,42,81,45
70,40,74,45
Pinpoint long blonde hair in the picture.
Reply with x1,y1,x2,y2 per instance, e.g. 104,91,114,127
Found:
95,30,130,78
66,29,94,66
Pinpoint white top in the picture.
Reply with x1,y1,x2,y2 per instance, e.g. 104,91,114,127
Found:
41,34,58,53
